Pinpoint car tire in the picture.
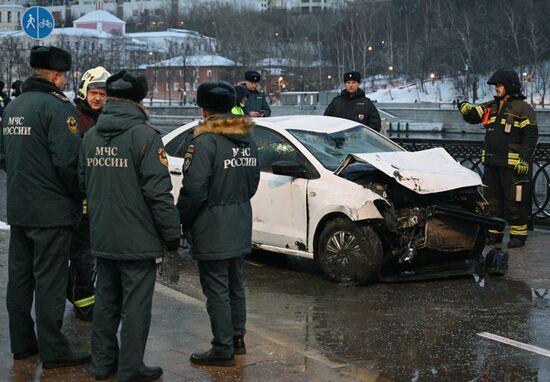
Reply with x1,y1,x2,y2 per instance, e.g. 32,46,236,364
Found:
318,217,383,284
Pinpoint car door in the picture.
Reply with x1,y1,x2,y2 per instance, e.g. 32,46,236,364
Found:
252,126,310,251
164,127,195,202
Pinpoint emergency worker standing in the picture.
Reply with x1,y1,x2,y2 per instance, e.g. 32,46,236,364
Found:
79,70,180,382
243,70,271,117
68,66,111,322
459,68,538,248
324,71,381,132
231,85,249,116
177,81,260,366
0,45,90,368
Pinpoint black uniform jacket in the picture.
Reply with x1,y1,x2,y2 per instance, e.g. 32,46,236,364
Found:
324,88,382,131
177,116,260,261
462,95,538,167
79,99,180,261
244,89,271,117
0,76,82,226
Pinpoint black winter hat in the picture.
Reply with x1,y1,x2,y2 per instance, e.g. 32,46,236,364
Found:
487,68,521,94
234,85,250,103
30,45,71,72
11,80,22,97
197,81,236,112
245,70,261,82
343,71,361,83
106,70,148,102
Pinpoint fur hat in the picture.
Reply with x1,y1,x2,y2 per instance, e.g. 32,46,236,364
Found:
245,70,261,82
106,70,148,102
487,68,521,94
343,71,361,83
197,81,236,112
30,45,71,72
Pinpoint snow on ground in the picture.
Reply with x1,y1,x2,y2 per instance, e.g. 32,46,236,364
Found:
365,77,493,103
0,221,9,230
365,76,544,106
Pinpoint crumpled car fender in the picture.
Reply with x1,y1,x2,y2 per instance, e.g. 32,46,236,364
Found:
307,179,389,249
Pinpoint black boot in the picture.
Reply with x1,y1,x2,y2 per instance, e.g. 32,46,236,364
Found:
118,366,163,382
74,306,93,322
42,351,91,369
13,346,39,360
234,335,246,355
190,348,235,367
507,236,526,248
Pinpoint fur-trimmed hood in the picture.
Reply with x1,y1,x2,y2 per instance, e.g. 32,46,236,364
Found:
194,115,254,142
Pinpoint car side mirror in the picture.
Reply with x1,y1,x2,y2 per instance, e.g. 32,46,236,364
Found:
272,160,308,178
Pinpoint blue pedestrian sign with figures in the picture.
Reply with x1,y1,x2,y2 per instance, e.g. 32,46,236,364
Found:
21,7,55,40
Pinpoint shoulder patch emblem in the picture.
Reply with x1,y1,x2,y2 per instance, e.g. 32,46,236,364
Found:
66,116,78,134
51,91,69,102
158,147,168,167
182,144,195,173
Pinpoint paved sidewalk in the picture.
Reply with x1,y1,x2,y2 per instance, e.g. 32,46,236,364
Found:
0,230,389,382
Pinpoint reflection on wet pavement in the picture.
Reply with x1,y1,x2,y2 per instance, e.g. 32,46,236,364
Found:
158,231,550,381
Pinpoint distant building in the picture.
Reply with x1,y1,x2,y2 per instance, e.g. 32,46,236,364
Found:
267,0,390,12
142,54,238,103
73,9,125,34
128,29,216,56
20,0,262,28
0,5,24,32
0,8,220,97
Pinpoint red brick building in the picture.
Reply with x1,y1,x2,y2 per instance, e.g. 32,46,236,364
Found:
144,55,238,104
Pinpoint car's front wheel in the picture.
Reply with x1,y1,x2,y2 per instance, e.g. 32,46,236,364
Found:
318,217,383,284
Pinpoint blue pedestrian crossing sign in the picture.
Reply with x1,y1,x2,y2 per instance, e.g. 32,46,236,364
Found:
21,7,55,40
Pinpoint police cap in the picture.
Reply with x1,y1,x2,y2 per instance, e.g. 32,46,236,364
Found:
106,70,148,102
343,71,361,83
30,45,72,72
197,81,236,113
245,70,261,82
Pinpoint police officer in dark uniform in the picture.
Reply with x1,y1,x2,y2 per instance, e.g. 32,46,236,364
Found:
177,81,260,366
243,70,271,117
459,68,538,248
324,71,382,132
0,45,90,368
79,70,180,381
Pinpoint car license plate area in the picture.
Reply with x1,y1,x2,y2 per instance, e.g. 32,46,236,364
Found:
424,216,479,252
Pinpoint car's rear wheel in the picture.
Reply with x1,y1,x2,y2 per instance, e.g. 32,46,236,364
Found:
318,217,383,284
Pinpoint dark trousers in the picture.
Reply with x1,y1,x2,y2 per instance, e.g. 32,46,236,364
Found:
484,165,529,240
6,225,72,361
198,256,246,356
92,257,155,382
67,218,95,314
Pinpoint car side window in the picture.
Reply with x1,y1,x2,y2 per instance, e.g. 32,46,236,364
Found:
165,129,194,158
253,126,315,176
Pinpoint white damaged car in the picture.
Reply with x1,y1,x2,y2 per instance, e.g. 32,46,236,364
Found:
163,115,504,284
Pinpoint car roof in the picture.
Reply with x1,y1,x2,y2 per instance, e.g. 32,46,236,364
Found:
255,115,362,133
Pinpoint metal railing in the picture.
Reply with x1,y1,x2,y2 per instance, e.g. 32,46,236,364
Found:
392,137,550,225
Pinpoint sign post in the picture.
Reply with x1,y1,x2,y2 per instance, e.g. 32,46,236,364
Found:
21,6,55,40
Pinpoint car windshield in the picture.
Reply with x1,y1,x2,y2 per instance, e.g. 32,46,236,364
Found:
288,125,402,170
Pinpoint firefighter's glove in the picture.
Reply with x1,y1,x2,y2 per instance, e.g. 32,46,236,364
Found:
514,157,529,175
458,101,472,115
165,238,180,251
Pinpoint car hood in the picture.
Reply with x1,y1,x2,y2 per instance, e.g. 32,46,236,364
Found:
334,147,482,194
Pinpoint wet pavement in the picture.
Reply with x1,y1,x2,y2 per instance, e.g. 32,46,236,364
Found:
2,166,550,381
158,236,550,382
0,229,390,382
